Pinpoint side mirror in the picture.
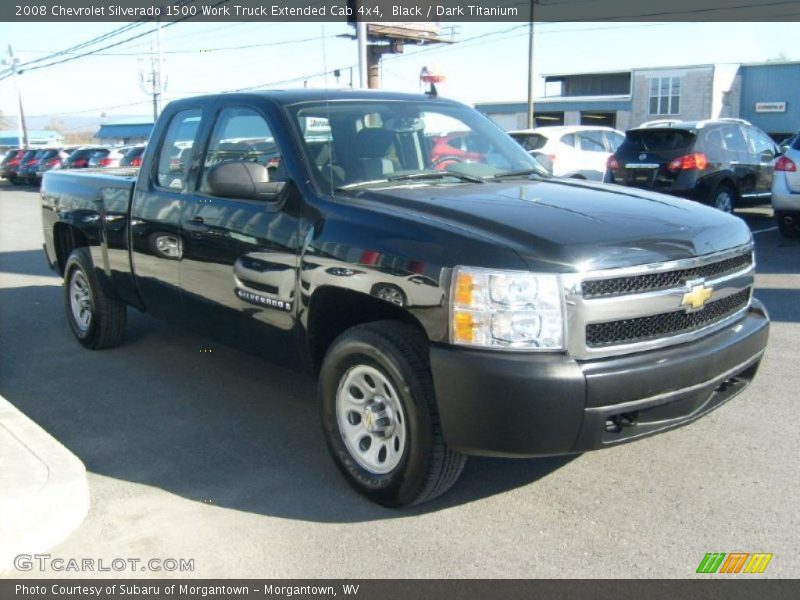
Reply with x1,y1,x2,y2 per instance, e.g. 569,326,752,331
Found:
205,160,286,201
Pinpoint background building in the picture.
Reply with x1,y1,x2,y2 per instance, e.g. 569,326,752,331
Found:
94,119,153,146
476,60,800,140
0,129,64,149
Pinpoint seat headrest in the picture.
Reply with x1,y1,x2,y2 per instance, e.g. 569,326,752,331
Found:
354,128,394,159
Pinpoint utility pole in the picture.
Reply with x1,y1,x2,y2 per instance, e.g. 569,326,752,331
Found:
139,21,165,123
2,45,28,147
526,0,537,129
356,21,368,88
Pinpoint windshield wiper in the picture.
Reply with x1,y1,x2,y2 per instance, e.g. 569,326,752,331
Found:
487,168,549,180
387,171,485,183
337,170,485,191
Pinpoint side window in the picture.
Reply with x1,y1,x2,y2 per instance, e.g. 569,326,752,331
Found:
156,108,203,190
577,131,606,152
201,107,284,193
746,127,776,156
604,131,625,151
721,126,748,153
560,133,576,147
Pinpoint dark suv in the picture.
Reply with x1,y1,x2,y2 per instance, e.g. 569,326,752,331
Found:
607,119,780,212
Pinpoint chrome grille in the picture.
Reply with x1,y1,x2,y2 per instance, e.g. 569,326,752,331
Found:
581,253,752,298
586,288,751,347
563,244,755,359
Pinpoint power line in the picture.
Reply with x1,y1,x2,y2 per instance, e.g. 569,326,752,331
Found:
0,0,217,81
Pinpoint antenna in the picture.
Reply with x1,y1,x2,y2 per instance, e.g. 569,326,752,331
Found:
321,25,335,196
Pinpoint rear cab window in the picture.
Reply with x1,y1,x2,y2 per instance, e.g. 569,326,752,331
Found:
156,108,203,191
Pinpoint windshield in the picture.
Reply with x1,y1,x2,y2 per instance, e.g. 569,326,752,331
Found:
288,100,544,191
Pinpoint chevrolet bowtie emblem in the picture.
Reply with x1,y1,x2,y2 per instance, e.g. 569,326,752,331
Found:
682,281,714,311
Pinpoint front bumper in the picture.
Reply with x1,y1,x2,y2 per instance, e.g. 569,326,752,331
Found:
430,299,769,457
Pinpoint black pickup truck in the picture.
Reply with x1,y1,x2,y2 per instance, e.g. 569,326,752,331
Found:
41,90,769,507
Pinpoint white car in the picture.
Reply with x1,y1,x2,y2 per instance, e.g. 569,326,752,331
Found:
772,133,800,238
508,125,625,181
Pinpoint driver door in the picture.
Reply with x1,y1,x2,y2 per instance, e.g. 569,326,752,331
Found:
179,105,304,362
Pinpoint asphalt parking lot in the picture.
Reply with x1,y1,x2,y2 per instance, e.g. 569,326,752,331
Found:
1,180,798,578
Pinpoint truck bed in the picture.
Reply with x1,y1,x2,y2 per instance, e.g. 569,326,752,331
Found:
41,167,141,308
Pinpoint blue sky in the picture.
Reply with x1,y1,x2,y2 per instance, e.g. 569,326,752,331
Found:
0,21,798,123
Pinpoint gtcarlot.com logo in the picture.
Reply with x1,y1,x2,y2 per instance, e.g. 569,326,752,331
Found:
14,554,195,573
696,552,773,574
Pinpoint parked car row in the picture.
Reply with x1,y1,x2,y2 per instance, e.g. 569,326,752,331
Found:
1,144,145,186
508,119,799,235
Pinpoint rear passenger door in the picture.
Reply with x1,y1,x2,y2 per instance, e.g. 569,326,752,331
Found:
130,106,205,321
574,130,610,179
745,126,779,196
178,104,303,361
720,125,757,197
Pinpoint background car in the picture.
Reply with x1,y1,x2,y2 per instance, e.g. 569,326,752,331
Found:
5,149,38,184
88,146,131,168
1,149,25,180
772,132,800,238
18,149,49,185
508,125,625,180
606,119,780,212
119,144,146,167
62,146,106,169
34,148,71,183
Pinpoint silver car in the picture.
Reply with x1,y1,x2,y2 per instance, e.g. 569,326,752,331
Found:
772,134,800,238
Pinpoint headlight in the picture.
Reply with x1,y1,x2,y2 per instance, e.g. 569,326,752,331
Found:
450,267,564,350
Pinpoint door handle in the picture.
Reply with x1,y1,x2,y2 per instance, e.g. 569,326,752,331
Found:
184,216,208,233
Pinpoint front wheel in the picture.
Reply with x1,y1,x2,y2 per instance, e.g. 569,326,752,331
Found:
319,321,466,507
64,247,127,349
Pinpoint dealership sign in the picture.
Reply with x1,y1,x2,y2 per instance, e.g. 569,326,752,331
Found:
755,102,787,113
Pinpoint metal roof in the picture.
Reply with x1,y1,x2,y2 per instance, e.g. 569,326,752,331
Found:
95,123,153,139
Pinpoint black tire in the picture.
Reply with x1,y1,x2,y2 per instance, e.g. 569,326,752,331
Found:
64,247,127,349
776,212,800,239
711,183,736,213
319,321,466,507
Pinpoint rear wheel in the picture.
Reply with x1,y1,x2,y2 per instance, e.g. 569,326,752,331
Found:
776,211,800,238
712,184,735,213
64,247,127,349
319,321,466,507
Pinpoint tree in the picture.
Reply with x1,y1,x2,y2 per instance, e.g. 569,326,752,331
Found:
44,118,67,133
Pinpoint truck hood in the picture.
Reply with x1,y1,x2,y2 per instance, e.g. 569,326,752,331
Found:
352,178,752,272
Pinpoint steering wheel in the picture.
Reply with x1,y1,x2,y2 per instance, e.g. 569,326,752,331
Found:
431,155,465,170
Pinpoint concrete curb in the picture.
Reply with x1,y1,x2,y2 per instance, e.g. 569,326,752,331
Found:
0,394,90,572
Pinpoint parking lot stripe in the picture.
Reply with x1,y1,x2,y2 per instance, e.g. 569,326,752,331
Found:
752,226,778,235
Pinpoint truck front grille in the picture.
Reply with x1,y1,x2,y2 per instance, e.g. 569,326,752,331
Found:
585,288,751,348
582,253,752,298
563,244,755,359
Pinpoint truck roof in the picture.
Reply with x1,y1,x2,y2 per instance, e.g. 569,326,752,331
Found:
166,88,459,108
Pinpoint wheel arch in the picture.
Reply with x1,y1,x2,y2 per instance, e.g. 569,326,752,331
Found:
53,222,90,275
304,286,429,372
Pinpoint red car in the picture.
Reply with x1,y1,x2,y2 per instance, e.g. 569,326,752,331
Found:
1,148,25,180
429,132,490,169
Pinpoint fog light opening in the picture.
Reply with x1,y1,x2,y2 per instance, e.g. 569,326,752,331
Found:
605,412,638,433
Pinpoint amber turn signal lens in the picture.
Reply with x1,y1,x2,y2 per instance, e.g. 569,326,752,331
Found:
452,311,475,343
453,272,474,306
